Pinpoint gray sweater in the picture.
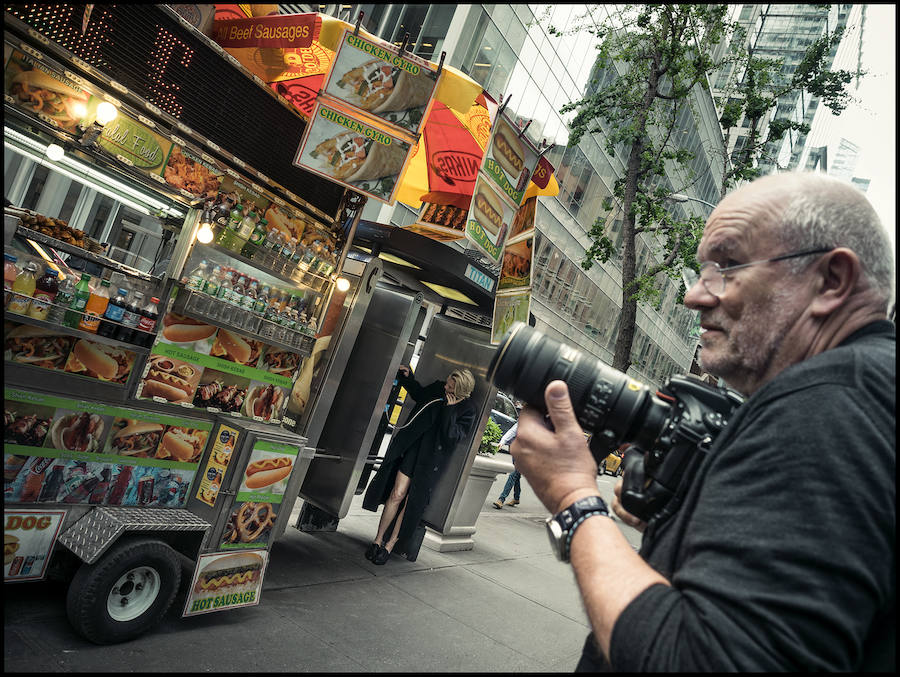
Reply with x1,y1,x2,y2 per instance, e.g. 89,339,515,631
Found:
600,321,895,671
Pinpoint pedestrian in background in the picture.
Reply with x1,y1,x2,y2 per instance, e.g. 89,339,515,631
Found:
492,421,522,509
363,364,476,564
512,172,895,671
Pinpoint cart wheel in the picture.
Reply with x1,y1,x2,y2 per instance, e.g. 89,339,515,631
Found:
66,537,181,645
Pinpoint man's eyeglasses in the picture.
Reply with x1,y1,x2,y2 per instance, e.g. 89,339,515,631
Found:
682,248,834,298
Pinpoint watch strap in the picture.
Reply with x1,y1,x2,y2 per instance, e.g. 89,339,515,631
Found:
555,495,609,562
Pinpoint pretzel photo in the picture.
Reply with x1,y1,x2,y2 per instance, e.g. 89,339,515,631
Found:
236,502,275,542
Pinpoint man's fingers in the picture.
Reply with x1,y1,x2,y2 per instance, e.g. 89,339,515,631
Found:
544,380,579,432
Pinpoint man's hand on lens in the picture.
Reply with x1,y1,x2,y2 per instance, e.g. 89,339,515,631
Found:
613,478,647,532
511,380,600,514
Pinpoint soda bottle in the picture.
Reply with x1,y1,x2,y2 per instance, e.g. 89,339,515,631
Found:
27,268,60,321
63,470,100,504
7,261,37,315
255,284,269,315
46,274,75,325
262,226,280,267
135,296,160,347
186,259,208,292
216,268,234,303
290,238,304,275
4,253,19,308
237,209,257,242
229,273,246,323
116,290,143,343
37,463,65,502
97,287,127,337
242,278,258,312
78,278,111,333
244,217,268,260
203,264,223,298
107,465,134,505
19,457,54,503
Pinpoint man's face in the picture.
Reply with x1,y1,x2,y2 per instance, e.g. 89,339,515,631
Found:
683,182,815,394
444,376,457,398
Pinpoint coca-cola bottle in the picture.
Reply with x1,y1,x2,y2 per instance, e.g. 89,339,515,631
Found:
107,465,134,506
37,463,66,502
135,296,160,348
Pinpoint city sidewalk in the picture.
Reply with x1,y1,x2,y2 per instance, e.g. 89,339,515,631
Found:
4,470,636,672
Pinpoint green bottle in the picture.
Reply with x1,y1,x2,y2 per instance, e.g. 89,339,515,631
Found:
64,273,93,328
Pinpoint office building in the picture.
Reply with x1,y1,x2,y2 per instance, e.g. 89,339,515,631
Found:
304,4,722,388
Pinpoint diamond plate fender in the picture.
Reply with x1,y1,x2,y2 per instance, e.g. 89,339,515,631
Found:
57,507,210,565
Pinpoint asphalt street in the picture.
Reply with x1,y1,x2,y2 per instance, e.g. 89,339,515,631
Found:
4,468,639,672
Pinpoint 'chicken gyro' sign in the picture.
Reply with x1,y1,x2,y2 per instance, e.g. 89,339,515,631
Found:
293,29,440,204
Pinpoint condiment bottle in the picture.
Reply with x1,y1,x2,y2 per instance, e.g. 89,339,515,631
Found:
8,261,38,315
4,253,18,308
26,268,60,320
64,273,93,328
78,278,111,333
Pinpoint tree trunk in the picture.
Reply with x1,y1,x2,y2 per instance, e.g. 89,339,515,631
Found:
611,72,657,373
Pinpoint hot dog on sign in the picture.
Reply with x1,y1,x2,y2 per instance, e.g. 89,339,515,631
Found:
482,114,541,208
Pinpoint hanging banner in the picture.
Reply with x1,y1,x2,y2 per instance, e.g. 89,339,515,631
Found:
464,174,516,263
508,195,537,243
213,13,317,49
481,114,542,208
293,99,414,204
322,28,439,137
498,237,533,293
491,289,532,345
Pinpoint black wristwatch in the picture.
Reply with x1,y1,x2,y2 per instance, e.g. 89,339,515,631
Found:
545,495,609,562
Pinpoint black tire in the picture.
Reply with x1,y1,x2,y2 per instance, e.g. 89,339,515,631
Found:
66,536,181,645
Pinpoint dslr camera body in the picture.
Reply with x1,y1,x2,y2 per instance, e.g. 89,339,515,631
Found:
488,323,743,523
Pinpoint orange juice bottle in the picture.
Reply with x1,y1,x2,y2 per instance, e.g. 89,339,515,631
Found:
78,278,111,333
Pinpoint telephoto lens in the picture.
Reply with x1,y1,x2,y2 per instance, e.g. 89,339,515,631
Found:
488,322,672,460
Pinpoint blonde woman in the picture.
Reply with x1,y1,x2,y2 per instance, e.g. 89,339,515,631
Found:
363,365,476,564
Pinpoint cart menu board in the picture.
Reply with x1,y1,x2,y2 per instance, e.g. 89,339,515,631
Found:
219,439,300,550
464,112,543,264
137,310,301,424
322,28,439,136
4,509,66,582
5,321,138,387
183,549,268,617
4,389,211,507
293,100,414,204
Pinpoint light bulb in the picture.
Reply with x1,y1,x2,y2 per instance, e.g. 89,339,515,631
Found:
71,101,87,120
196,222,214,244
45,144,65,161
335,277,350,292
95,101,118,125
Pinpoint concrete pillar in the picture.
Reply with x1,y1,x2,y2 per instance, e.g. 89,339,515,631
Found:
423,453,514,552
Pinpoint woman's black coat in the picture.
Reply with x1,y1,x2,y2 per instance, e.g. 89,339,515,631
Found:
362,370,476,554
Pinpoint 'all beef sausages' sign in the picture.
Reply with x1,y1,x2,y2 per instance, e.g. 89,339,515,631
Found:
213,14,316,48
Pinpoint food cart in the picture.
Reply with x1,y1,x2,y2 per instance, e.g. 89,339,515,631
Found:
4,4,523,644
1,3,391,644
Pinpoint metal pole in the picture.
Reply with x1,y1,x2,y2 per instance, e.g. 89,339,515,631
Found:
334,195,367,279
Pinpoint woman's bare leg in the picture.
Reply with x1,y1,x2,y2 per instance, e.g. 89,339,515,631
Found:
383,498,408,553
374,471,411,546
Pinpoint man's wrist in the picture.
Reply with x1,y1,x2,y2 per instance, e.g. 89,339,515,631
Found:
554,488,603,516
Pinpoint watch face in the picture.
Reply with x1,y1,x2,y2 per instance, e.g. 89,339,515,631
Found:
545,516,565,560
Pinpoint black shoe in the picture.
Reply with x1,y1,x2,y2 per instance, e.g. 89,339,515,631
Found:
373,545,391,565
364,542,379,561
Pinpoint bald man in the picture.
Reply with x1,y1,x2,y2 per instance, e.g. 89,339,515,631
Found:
511,173,895,671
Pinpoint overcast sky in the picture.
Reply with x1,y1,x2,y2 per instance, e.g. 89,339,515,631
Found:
837,4,895,246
